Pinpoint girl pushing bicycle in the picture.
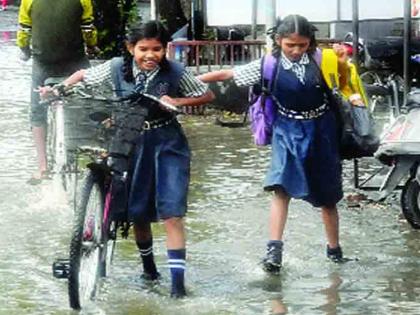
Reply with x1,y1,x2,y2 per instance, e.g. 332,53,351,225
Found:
46,21,214,298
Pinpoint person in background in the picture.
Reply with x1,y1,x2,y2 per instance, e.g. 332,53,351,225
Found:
45,21,214,297
17,0,97,184
197,14,363,274
1,0,7,11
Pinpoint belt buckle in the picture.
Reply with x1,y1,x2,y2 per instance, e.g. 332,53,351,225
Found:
143,121,151,130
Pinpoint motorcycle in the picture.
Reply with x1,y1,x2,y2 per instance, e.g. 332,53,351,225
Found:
375,89,420,229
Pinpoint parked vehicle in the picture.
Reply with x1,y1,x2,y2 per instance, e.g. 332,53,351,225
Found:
375,89,420,229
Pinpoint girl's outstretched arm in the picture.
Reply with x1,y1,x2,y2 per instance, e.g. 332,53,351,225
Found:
62,69,87,86
196,69,234,82
160,90,215,108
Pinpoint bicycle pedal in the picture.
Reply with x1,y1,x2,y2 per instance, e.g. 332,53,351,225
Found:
52,258,70,279
108,229,117,240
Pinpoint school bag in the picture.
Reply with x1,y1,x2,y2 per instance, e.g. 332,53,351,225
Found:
248,54,278,146
318,48,380,159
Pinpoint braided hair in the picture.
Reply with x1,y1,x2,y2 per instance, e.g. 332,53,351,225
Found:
269,14,318,59
122,21,172,82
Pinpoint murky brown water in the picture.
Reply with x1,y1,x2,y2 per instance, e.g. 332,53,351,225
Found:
1,24,420,315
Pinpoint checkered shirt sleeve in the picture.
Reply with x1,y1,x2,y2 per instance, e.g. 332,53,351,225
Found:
179,69,209,97
84,60,113,86
233,58,262,87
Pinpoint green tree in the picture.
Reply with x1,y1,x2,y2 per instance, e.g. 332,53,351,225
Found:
156,0,188,35
93,0,138,58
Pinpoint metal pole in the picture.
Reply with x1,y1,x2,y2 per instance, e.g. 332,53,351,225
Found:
265,0,276,51
403,0,412,105
352,0,360,71
251,0,258,39
191,0,196,40
337,0,341,21
352,0,360,189
151,0,157,20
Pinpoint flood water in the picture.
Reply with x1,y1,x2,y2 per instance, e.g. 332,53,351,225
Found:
1,20,420,315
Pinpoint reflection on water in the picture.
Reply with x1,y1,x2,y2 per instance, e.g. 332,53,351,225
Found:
1,33,420,315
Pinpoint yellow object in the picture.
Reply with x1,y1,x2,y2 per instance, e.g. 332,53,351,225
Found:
17,0,97,49
320,48,368,106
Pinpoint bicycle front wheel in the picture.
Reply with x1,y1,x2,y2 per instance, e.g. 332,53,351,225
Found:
68,170,104,310
98,190,117,278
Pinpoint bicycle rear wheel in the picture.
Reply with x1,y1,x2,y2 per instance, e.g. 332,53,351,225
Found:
68,170,104,310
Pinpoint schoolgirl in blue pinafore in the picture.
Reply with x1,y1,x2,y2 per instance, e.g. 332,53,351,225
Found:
62,20,213,298
264,56,343,207
110,57,191,223
197,14,353,274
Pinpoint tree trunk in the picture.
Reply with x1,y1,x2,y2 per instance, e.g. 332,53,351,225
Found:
156,0,188,35
180,0,191,19
93,0,135,58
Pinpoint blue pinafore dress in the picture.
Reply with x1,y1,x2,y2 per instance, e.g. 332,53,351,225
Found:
111,57,191,223
264,60,343,207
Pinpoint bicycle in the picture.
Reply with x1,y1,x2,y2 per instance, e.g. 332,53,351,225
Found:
49,84,180,310
360,70,403,123
40,78,101,208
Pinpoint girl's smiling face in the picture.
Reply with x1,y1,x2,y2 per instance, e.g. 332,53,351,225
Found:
127,38,165,71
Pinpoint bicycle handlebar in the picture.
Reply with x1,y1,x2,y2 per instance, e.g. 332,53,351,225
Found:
38,83,182,113
363,84,389,97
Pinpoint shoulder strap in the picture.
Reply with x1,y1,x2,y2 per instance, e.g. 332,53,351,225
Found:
110,57,124,96
319,48,340,90
261,54,278,93
313,48,322,66
319,49,368,104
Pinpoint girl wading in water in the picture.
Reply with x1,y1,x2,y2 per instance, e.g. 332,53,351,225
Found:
198,14,362,273
45,21,214,296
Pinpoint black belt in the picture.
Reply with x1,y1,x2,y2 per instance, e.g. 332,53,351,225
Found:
143,117,176,130
277,103,328,120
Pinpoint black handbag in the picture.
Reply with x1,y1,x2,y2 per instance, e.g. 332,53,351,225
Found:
328,87,380,160
313,52,379,160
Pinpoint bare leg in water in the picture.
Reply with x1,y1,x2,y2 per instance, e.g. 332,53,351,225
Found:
31,125,48,179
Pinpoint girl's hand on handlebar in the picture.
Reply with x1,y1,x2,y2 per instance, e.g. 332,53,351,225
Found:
38,85,56,100
38,84,68,100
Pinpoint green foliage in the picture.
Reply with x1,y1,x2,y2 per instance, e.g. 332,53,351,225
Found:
92,0,140,59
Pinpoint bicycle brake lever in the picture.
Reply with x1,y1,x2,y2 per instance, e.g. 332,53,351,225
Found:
142,93,182,113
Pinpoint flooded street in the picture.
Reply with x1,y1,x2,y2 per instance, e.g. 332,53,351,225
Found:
1,11,420,315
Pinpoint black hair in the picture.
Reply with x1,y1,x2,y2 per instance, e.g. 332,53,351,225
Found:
122,21,172,82
270,14,318,58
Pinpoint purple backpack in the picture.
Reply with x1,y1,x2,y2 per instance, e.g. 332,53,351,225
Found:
249,50,322,146
248,54,278,146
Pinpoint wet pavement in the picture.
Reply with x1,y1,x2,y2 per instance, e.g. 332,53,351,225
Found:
1,8,420,315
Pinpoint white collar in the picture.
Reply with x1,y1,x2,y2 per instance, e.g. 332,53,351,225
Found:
280,51,310,69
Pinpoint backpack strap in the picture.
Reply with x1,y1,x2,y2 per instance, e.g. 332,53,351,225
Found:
319,48,368,105
319,48,340,90
261,54,278,94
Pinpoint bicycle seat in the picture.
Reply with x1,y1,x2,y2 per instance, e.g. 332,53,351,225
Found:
364,84,389,97
89,111,111,123
44,76,67,87
77,145,108,156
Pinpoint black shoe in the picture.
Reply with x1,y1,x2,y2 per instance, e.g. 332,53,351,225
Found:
262,241,283,274
140,271,161,282
327,245,354,263
170,287,187,299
